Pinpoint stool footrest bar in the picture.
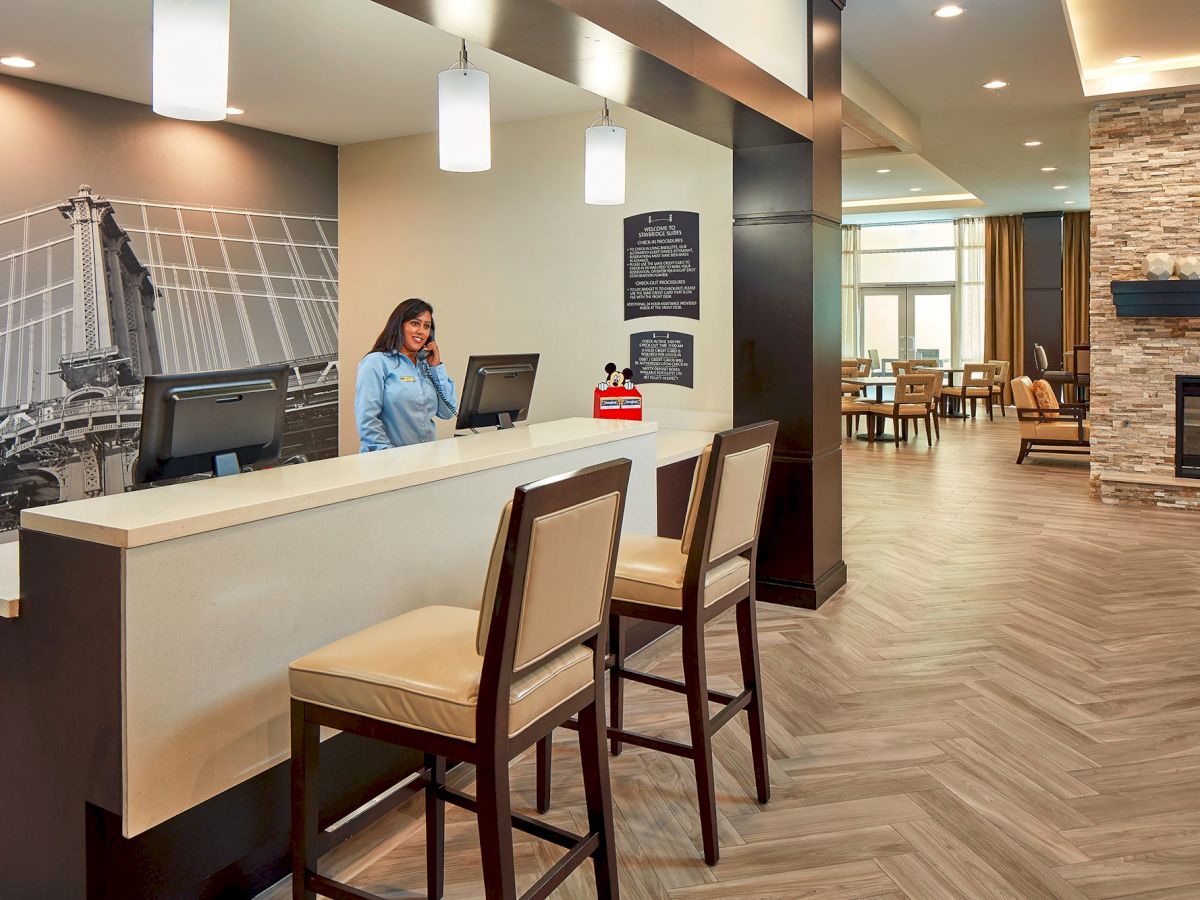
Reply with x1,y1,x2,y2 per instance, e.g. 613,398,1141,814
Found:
708,688,753,733
432,783,584,849
520,833,601,900
617,666,739,705
306,872,384,900
607,727,693,758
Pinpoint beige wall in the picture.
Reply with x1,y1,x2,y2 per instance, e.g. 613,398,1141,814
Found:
0,74,337,216
338,107,732,452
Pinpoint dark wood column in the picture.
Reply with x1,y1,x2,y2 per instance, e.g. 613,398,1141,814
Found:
733,0,845,609
1023,211,1065,376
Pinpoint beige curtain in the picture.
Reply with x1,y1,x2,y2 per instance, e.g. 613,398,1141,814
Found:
985,215,1024,385
956,217,985,366
1063,211,1091,353
841,225,861,357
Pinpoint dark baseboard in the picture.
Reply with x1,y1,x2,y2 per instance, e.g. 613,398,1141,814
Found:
755,561,848,610
87,734,420,899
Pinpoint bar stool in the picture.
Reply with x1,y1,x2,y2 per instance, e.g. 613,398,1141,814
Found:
536,421,778,865
289,459,631,900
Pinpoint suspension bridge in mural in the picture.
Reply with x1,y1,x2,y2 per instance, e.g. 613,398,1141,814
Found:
0,186,340,529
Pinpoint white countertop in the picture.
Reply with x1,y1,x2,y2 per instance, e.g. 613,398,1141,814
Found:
656,428,714,467
21,418,657,549
0,542,17,618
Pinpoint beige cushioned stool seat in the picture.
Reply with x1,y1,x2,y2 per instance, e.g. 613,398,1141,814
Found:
942,385,991,396
612,534,750,610
289,606,593,742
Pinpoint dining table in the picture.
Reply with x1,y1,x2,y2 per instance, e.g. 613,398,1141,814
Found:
842,375,901,441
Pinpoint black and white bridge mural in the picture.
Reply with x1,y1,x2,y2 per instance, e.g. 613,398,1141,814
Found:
0,186,340,529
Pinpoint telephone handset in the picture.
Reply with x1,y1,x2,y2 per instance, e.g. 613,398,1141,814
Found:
415,336,457,415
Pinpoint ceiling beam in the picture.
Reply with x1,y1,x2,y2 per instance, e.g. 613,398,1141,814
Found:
367,0,815,147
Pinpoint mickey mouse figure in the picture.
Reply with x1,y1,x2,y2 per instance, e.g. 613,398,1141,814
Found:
597,362,635,391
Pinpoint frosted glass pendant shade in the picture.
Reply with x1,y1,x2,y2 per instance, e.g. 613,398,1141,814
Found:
438,68,491,172
152,0,230,121
585,124,626,205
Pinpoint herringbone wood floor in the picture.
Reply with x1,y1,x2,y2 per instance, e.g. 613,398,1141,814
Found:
307,414,1200,899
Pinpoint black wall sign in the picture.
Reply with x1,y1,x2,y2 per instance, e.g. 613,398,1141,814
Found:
630,331,694,388
624,210,699,320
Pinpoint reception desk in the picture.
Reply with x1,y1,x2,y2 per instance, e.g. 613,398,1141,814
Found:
0,418,657,899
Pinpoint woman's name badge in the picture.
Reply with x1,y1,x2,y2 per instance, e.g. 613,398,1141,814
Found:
399,375,417,383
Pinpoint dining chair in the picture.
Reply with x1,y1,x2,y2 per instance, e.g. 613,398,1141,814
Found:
942,363,994,419
866,374,936,447
987,360,1010,415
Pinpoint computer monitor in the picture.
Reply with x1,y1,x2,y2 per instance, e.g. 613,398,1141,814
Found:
455,354,539,430
134,365,289,485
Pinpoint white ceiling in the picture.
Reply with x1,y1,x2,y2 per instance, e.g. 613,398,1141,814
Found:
1062,0,1200,98
0,0,601,145
842,0,1091,223
843,152,979,214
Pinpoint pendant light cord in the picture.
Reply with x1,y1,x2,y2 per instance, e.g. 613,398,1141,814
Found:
591,99,615,128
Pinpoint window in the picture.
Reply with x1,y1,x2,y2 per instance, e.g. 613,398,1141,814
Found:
843,218,985,367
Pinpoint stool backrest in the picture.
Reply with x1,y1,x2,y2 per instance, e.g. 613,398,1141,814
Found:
868,349,881,372
476,459,630,679
1033,343,1049,375
1074,344,1090,376
680,421,778,598
855,358,871,377
889,360,914,376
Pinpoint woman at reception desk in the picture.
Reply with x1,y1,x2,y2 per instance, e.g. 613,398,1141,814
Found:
0,414,659,898
356,298,459,450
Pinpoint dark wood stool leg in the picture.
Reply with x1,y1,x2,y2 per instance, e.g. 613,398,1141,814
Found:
735,597,770,804
426,753,446,899
535,735,552,814
609,614,625,756
683,622,719,865
290,700,319,900
475,749,517,900
579,692,619,899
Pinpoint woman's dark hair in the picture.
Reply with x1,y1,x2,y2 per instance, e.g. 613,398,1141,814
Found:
370,298,434,355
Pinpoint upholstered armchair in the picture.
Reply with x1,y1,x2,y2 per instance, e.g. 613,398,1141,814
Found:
1010,375,1090,464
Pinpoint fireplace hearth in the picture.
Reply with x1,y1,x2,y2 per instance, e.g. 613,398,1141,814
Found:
1178,376,1200,478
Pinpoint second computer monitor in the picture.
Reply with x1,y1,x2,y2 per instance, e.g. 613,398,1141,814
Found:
455,354,539,430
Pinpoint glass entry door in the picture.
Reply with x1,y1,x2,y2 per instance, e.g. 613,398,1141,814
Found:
860,285,956,366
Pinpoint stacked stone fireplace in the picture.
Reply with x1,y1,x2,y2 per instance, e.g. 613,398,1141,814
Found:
1090,89,1200,509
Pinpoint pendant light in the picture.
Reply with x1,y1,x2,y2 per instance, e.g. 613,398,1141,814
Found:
585,100,626,205
152,0,230,121
439,40,491,172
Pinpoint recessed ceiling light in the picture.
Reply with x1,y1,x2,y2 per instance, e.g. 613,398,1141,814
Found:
1023,140,1043,147
225,106,245,115
876,168,892,174
0,56,36,68
1115,56,1141,65
1065,200,1076,204
983,80,1008,90
909,187,923,192
933,5,965,17
1053,184,1068,190
1041,166,1058,172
